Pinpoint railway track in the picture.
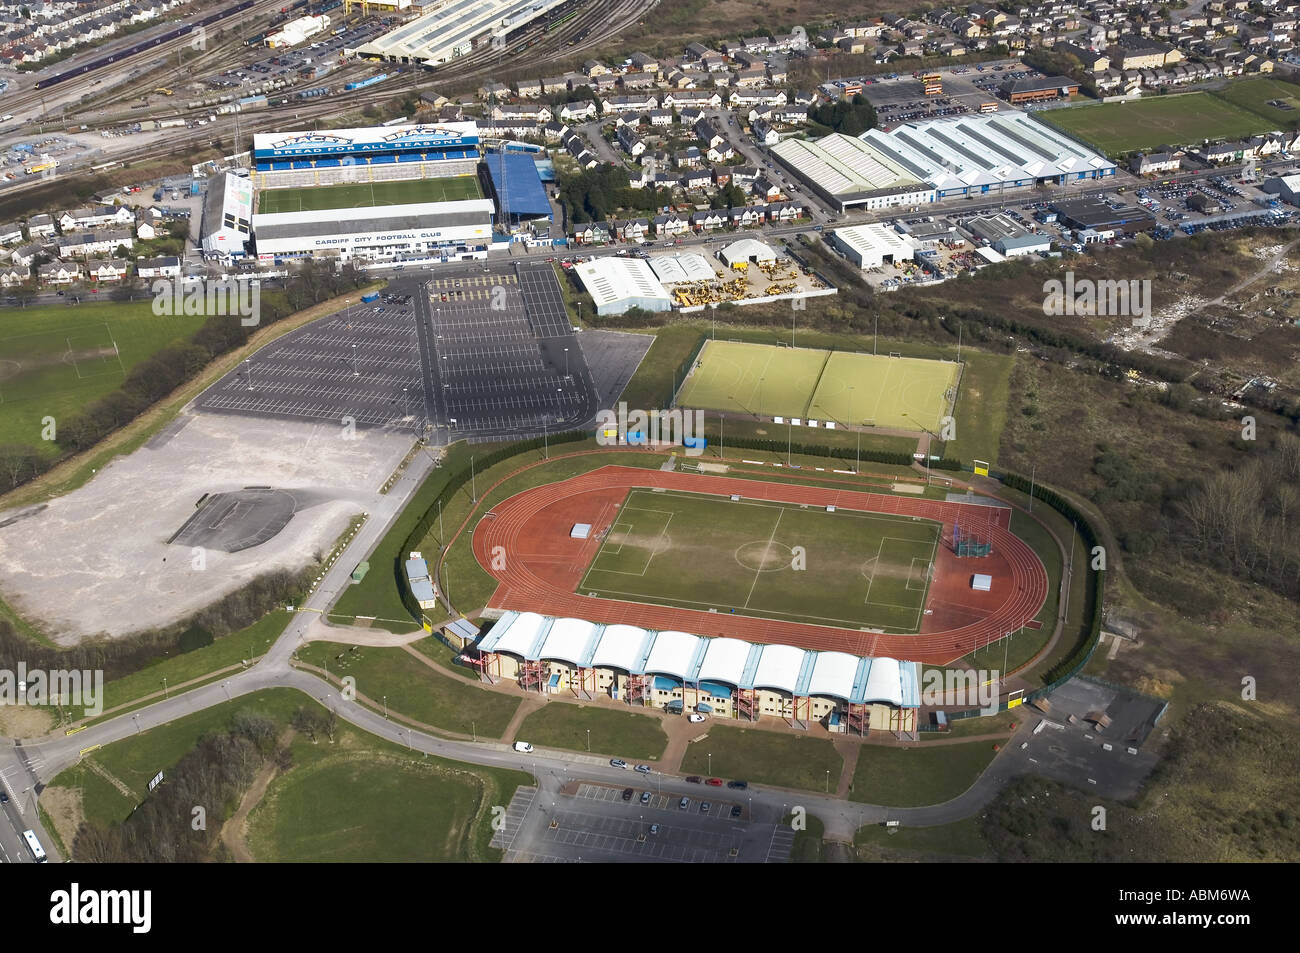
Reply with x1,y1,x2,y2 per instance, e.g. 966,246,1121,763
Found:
24,0,654,179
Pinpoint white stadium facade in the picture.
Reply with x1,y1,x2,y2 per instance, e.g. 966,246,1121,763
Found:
252,198,494,262
472,611,923,735
774,114,1116,212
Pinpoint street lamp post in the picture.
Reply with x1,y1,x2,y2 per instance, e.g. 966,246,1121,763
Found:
470,455,477,503
383,695,388,720
586,729,590,751
162,676,168,699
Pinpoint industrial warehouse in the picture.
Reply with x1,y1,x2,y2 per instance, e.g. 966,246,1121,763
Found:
859,114,1117,199
356,0,573,65
470,611,923,736
774,114,1116,211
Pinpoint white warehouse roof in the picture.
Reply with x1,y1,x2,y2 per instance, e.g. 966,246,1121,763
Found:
648,252,718,284
477,613,922,705
860,113,1115,194
772,132,924,198
358,0,571,65
718,237,777,265
574,256,673,314
833,223,916,263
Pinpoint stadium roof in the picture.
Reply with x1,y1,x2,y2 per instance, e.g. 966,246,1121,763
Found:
574,257,672,312
252,122,479,159
484,152,552,220
648,252,718,284
771,132,925,199
860,114,1115,192
252,198,494,240
476,611,922,705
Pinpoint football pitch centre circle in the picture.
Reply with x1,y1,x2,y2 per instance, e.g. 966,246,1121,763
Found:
470,464,1051,665
735,539,795,572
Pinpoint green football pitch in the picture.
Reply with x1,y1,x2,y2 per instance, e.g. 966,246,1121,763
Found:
675,340,959,431
1040,92,1277,156
256,176,482,213
578,488,940,632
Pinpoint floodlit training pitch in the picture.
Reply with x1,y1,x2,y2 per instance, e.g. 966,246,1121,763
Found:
578,488,939,632
675,340,959,431
256,176,482,213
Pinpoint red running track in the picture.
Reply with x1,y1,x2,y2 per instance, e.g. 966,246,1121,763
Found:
472,466,1048,665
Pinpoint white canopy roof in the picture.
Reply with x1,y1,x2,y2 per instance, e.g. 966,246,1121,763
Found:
696,638,752,686
807,651,860,700
644,630,699,680
590,623,648,671
862,657,904,706
752,643,808,693
539,617,597,666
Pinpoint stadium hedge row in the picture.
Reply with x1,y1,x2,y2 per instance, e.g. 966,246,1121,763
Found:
1000,471,1104,690
722,435,963,471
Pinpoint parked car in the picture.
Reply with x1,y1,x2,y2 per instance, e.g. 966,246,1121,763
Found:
610,759,628,768
685,775,702,784
512,741,533,752
640,791,652,804
730,805,742,818
700,801,711,814
679,796,690,810
727,780,748,789
706,778,723,787
634,764,652,774
622,788,634,801
688,714,707,723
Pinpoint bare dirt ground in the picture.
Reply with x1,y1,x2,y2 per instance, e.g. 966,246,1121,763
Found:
40,783,84,856
0,704,56,738
0,412,413,644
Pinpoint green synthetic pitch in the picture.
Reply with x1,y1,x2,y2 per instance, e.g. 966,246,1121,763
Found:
578,488,940,632
675,339,959,431
256,176,482,214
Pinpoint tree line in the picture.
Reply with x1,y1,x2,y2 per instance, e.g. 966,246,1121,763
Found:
72,709,286,862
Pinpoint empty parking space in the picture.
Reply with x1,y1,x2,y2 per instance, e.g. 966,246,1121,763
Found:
426,261,598,440
195,289,424,433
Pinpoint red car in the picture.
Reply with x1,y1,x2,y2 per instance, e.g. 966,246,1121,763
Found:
706,777,723,787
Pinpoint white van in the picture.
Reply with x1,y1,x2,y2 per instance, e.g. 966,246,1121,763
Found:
513,741,534,752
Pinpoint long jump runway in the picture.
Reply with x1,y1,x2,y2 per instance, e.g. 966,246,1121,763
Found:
471,465,1049,665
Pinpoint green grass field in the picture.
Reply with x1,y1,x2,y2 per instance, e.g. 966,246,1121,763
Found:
848,739,998,806
680,725,843,791
676,340,958,432
0,303,208,456
1209,76,1300,131
256,175,482,214
516,703,669,761
578,488,939,632
1040,92,1277,156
